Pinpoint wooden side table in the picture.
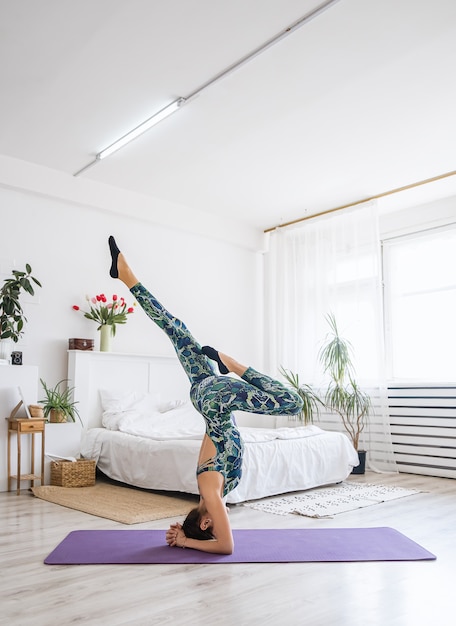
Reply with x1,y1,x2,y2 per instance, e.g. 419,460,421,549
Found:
6,417,45,495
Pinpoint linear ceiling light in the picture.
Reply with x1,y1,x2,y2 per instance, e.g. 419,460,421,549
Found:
98,97,186,160
74,98,186,175
74,0,340,176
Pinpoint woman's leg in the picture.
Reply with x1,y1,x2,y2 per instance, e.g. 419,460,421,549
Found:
131,283,216,384
192,347,303,419
193,369,303,420
109,236,214,385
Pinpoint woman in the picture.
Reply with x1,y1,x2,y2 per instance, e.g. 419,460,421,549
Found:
108,236,303,554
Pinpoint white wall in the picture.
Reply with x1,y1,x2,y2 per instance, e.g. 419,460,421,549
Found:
0,183,264,411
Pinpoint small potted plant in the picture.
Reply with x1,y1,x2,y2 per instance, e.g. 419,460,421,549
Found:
279,366,323,425
0,263,41,360
319,313,372,473
40,379,83,425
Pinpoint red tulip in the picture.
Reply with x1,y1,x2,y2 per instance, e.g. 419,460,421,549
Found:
72,305,80,311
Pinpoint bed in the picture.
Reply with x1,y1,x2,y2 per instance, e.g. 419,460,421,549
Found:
71,350,359,504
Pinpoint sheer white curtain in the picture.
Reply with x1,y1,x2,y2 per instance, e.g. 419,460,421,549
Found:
264,202,396,472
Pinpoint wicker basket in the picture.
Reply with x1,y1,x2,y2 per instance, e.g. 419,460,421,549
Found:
50,459,96,487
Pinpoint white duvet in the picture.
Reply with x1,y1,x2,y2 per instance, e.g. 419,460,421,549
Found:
81,401,359,503
102,400,327,443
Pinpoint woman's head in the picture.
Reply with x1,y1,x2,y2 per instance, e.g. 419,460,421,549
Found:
182,506,215,541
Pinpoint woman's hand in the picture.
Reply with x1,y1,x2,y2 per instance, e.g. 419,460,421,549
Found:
166,522,187,548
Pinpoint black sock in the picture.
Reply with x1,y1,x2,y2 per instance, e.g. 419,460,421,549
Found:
108,236,121,278
202,346,229,374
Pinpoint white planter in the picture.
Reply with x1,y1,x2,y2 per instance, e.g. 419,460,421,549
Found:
0,338,13,363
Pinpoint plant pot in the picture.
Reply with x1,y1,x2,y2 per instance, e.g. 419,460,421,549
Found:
49,409,67,423
351,450,366,475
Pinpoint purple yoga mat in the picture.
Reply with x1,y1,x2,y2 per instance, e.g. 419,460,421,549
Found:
44,527,435,564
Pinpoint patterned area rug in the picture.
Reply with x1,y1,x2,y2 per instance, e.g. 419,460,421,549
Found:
244,482,422,518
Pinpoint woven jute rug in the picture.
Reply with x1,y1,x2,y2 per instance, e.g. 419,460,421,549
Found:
31,482,198,524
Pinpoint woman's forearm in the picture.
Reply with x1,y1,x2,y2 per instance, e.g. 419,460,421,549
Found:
179,536,233,555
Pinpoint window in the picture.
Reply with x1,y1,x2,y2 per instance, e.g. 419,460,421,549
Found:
383,225,456,381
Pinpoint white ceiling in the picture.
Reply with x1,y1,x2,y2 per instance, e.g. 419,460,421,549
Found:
1,0,456,231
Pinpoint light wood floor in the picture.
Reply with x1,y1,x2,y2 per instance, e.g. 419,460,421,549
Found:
1,471,455,626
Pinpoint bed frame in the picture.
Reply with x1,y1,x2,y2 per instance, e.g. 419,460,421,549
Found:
68,349,190,430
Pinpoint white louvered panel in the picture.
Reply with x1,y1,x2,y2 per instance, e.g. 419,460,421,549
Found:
391,464,456,480
390,424,456,437
389,408,456,421
393,452,456,468
389,387,456,399
394,444,456,459
393,434,454,447
388,384,456,479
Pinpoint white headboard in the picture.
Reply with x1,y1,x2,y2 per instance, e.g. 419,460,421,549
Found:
67,350,190,430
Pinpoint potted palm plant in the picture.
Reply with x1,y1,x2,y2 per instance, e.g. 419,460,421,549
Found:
319,313,371,473
279,366,323,424
0,263,42,361
40,379,83,425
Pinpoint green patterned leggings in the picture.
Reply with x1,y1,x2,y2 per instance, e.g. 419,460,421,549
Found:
130,283,303,496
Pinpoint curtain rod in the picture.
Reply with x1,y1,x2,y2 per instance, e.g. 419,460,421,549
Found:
264,168,456,233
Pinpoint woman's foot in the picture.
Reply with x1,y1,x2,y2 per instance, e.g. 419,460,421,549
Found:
202,346,247,377
108,236,139,289
108,236,121,278
202,346,229,374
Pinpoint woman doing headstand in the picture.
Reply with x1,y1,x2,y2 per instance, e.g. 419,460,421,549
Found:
108,236,303,554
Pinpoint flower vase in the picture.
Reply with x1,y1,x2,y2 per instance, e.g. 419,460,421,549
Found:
99,325,112,352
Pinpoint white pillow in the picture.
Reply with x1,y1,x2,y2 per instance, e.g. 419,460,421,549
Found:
100,389,161,430
99,389,160,414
